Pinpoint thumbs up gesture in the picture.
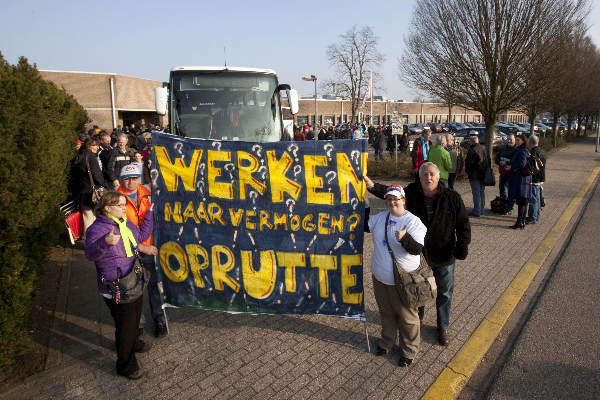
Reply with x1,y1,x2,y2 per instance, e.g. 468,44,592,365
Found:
105,226,121,246
395,225,407,242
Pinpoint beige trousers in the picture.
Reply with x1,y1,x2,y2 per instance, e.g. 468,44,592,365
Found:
373,275,420,359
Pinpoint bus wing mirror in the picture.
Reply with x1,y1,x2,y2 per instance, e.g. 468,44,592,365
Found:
286,88,299,115
154,87,168,115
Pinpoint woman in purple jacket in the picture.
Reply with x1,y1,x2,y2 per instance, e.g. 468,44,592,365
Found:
85,191,156,379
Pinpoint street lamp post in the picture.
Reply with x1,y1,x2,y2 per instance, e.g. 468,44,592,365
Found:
302,75,317,139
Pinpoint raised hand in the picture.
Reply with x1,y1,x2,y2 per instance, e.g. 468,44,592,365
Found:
395,225,407,242
105,226,120,246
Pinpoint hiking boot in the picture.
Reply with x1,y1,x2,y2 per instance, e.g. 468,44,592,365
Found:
134,339,152,353
155,323,168,338
374,345,387,356
119,369,144,380
438,329,449,346
397,355,413,367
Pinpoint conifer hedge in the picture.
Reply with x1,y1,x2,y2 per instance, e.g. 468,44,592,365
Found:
0,53,88,370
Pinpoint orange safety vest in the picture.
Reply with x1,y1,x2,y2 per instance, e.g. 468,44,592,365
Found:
118,184,153,246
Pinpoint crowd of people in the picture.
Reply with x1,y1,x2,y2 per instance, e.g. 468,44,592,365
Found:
291,122,411,160
67,119,547,378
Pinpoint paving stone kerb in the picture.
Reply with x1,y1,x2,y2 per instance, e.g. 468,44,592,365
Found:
3,139,598,400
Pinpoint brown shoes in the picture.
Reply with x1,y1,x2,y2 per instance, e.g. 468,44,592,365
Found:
438,329,449,346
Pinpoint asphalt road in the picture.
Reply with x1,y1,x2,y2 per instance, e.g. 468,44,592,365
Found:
485,178,600,400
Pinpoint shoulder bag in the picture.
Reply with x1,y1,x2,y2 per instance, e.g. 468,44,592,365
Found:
101,250,150,304
85,155,106,205
384,213,437,309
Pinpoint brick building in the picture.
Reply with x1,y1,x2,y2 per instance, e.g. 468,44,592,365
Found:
284,98,526,126
39,70,165,130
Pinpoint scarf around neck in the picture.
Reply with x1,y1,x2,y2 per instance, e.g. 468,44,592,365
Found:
107,214,137,257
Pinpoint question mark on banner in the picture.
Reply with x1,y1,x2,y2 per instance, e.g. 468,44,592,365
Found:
224,163,235,181
293,164,302,178
249,191,258,209
286,198,296,215
196,180,204,195
290,233,297,249
151,169,159,187
350,197,359,210
324,143,334,160
212,141,221,151
199,163,206,176
258,165,267,180
174,142,183,155
347,214,359,231
325,171,337,192
287,143,299,162
351,150,360,166
177,226,184,240
252,144,263,158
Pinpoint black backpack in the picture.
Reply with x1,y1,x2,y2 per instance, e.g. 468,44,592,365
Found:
521,153,544,177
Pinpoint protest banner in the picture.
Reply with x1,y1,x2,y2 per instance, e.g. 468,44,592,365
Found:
151,132,368,319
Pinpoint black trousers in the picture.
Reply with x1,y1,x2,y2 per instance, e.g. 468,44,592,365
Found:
104,295,143,376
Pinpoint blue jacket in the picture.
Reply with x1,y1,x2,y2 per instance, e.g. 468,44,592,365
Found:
508,146,531,199
85,212,153,294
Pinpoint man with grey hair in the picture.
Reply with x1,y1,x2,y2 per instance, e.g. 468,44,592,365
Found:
365,161,471,346
106,134,131,189
428,134,453,187
526,135,546,224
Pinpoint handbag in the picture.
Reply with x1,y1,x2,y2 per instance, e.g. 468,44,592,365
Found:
101,250,150,304
483,166,496,186
85,155,106,205
384,213,437,309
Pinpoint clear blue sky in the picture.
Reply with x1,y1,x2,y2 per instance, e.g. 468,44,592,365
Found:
2,0,600,101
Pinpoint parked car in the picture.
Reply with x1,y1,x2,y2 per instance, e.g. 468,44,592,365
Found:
407,123,424,134
454,127,505,150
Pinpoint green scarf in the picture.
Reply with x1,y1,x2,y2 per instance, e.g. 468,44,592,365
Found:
107,214,137,257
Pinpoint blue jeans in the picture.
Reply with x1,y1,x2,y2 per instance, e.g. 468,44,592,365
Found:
527,184,541,222
499,174,514,212
419,263,455,330
469,179,485,215
139,253,166,327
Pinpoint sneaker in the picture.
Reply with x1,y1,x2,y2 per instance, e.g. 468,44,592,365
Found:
438,329,449,346
134,339,152,353
397,356,413,367
155,323,168,338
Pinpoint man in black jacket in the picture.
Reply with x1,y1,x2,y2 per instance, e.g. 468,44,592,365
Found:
526,135,547,224
465,132,490,217
365,162,471,346
106,134,131,189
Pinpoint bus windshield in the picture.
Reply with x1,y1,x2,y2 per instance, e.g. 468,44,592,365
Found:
171,70,283,142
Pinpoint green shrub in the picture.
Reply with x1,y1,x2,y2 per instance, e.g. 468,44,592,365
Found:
0,53,88,371
367,152,413,179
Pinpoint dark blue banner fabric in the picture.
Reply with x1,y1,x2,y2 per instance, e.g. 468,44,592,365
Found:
151,132,367,319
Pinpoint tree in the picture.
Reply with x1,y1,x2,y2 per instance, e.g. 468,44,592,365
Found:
400,0,588,155
326,25,385,124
